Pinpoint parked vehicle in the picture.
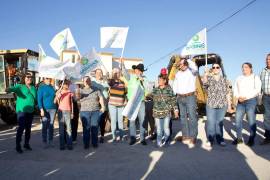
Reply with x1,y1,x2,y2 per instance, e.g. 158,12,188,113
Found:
0,49,39,124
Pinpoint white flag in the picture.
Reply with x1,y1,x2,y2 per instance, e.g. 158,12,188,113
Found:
38,44,46,61
100,27,129,48
38,56,74,80
181,28,207,56
63,48,102,80
50,28,77,56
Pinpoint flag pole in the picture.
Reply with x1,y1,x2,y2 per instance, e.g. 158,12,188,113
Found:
205,28,208,68
120,46,125,71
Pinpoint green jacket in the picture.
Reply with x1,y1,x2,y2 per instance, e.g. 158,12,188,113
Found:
152,86,177,118
8,84,37,113
127,75,148,101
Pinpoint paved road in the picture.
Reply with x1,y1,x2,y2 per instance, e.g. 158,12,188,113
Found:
0,115,269,180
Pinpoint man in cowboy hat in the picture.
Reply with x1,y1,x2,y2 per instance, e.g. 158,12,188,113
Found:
127,63,149,145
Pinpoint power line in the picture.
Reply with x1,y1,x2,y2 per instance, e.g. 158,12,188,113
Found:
146,0,258,68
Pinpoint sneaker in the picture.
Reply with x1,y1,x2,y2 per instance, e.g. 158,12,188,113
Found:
16,146,23,154
23,144,32,151
260,138,270,145
219,141,226,147
232,139,243,145
140,140,147,146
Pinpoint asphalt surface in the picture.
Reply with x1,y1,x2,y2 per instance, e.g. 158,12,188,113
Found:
0,115,269,180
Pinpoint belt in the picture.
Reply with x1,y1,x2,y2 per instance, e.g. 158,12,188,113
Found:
177,92,195,97
264,94,270,96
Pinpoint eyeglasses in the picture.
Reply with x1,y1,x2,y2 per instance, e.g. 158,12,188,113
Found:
26,76,32,79
212,66,220,69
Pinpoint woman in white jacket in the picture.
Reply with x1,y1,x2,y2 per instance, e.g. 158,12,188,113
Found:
233,62,262,146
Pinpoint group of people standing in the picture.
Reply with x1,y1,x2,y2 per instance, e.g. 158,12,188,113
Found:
6,53,270,153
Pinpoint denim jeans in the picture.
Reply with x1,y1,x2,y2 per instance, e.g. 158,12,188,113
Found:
58,110,72,148
235,98,257,139
41,109,56,143
108,104,124,140
129,102,146,141
155,116,170,145
206,105,227,143
263,95,270,138
16,112,33,147
177,95,198,138
80,111,100,146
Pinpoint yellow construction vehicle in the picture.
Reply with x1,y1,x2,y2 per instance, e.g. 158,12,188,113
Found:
0,49,39,124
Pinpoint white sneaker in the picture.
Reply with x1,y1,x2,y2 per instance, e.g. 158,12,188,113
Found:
219,141,226,147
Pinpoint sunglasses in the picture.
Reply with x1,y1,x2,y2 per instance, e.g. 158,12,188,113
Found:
212,66,220,69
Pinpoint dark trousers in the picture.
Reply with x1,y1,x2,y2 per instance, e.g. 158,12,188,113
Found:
71,101,79,141
145,100,155,135
16,112,33,147
99,111,108,137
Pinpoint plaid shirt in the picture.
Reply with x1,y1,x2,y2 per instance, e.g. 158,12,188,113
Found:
260,68,270,95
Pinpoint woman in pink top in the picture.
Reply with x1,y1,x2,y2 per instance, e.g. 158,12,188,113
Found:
55,80,74,150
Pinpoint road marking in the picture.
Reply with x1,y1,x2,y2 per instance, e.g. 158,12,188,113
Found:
43,168,60,177
85,152,95,158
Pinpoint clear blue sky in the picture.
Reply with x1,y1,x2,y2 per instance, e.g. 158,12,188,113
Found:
0,0,269,82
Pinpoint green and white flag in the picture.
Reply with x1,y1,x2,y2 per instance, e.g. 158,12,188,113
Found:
181,28,207,56
50,28,77,56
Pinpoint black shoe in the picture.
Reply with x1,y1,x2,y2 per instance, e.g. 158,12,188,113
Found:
140,140,147,146
232,139,243,145
247,138,255,147
60,147,65,150
99,137,104,143
149,133,157,141
129,137,136,145
23,144,32,151
16,146,23,154
67,146,73,150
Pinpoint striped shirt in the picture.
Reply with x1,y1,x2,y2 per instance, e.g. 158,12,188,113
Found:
108,80,126,106
260,68,270,95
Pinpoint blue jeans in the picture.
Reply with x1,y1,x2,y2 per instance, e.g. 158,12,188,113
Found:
155,116,170,145
235,98,257,139
263,95,270,138
80,111,100,146
16,112,33,147
58,110,72,148
41,109,56,143
206,105,227,143
177,95,198,138
108,104,124,140
129,102,146,141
